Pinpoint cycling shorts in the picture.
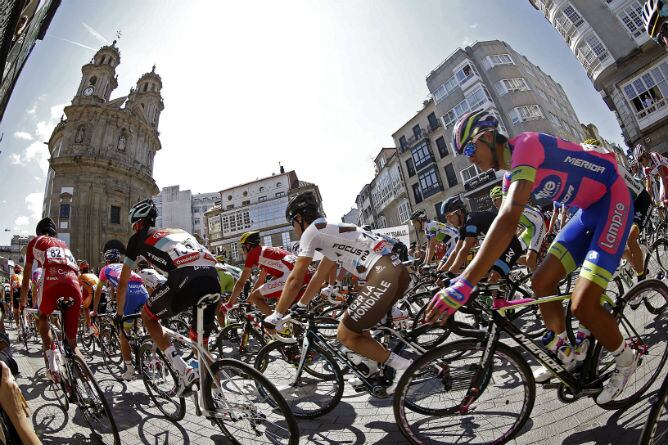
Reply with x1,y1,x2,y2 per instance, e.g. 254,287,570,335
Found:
633,189,652,230
491,236,523,278
12,289,33,308
342,256,410,333
519,208,547,253
144,266,220,337
258,269,312,300
38,269,82,340
548,177,633,289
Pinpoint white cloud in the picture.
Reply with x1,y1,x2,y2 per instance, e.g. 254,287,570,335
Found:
11,141,49,173
25,193,43,221
14,216,29,226
469,23,479,29
13,131,33,141
27,103,37,115
49,103,66,120
82,22,109,45
9,153,23,165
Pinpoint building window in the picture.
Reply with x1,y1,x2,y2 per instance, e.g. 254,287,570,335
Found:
465,85,491,110
418,165,443,199
242,200,250,206
259,186,265,192
193,206,200,213
455,63,475,84
277,182,282,187
461,164,482,183
562,4,584,27
397,200,411,223
406,158,416,177
575,33,610,77
432,75,459,103
399,135,408,151
411,141,434,172
548,112,563,128
243,191,248,197
281,232,291,246
444,164,458,187
496,78,530,95
511,105,544,125
110,205,120,224
412,183,423,204
275,192,285,197
485,54,514,68
622,60,668,120
258,196,267,202
427,112,439,131
616,1,645,39
227,204,234,210
194,218,201,225
89,76,97,86
436,137,448,158
263,235,272,247
59,204,70,220
412,124,422,139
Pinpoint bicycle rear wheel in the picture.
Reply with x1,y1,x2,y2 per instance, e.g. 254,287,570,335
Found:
100,328,124,380
215,322,265,362
79,318,94,354
596,279,668,410
393,339,535,445
70,354,120,445
644,238,668,314
138,341,186,421
639,372,668,445
203,358,299,445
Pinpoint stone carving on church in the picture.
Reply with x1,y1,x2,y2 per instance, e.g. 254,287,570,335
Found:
75,125,85,143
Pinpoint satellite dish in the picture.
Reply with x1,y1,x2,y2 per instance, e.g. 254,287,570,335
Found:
102,239,126,254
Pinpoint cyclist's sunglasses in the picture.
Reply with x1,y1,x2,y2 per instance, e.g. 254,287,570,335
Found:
463,133,487,157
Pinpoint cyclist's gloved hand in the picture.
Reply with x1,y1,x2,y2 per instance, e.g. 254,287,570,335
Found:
425,277,474,325
113,313,123,328
263,311,284,330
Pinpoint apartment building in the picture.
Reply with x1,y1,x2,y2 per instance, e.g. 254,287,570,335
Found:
529,0,668,154
154,185,193,233
191,192,219,244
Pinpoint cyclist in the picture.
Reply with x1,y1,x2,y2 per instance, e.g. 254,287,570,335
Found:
20,218,82,382
92,248,148,381
266,192,412,393
427,110,636,404
221,231,313,317
643,0,668,48
214,258,241,328
408,209,459,272
10,265,30,332
440,195,521,282
117,199,220,394
490,185,546,271
135,258,167,294
77,260,99,335
634,143,668,220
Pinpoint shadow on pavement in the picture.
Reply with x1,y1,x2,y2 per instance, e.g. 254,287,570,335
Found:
137,416,190,445
33,402,68,435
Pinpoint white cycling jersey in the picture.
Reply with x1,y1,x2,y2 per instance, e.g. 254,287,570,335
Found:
618,163,644,200
298,218,394,279
137,268,167,289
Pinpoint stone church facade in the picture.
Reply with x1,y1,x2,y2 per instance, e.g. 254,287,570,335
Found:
42,41,163,266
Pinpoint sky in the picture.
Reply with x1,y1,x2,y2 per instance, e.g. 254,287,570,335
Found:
0,0,627,245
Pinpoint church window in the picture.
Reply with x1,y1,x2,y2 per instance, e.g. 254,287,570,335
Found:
100,56,106,64
143,83,148,92
141,103,145,109
89,76,97,86
59,204,70,220
110,206,121,224
259,186,265,192
75,125,85,143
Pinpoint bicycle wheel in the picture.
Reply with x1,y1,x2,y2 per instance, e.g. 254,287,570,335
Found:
19,317,28,351
138,341,186,421
70,354,120,445
100,328,124,380
254,340,343,418
79,318,94,353
644,238,668,314
564,277,623,346
166,317,195,361
394,339,535,445
639,372,668,445
203,358,299,445
215,322,265,362
596,279,668,410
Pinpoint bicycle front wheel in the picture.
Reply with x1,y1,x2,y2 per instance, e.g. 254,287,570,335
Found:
138,341,186,421
204,358,299,445
394,339,535,445
70,354,120,445
100,328,124,380
639,372,668,445
644,238,668,314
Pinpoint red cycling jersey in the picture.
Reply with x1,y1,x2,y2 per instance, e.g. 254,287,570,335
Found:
244,246,297,278
25,235,81,339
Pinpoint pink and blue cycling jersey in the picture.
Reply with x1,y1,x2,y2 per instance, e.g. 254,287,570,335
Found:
502,132,632,288
99,263,148,314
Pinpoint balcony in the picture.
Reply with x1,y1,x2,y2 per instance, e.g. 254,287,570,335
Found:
421,184,444,200
636,97,668,130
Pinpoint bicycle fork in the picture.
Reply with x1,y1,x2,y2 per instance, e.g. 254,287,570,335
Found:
458,324,500,414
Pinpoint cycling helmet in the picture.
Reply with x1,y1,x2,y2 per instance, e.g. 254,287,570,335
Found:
13,265,22,273
239,231,261,246
452,109,500,155
582,138,601,146
409,209,427,221
285,192,322,223
78,260,90,273
128,199,158,224
643,0,668,39
634,143,647,161
441,196,466,215
215,254,226,263
104,249,121,263
489,186,503,200
35,217,56,236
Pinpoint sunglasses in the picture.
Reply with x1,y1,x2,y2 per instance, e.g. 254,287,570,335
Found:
463,133,488,157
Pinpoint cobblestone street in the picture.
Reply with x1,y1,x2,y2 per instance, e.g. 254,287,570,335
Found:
10,326,666,445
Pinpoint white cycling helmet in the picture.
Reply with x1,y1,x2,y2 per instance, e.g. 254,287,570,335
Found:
128,199,158,224
644,0,668,40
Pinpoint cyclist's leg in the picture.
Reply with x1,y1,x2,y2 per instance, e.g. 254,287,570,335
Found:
119,286,147,363
249,286,274,316
141,279,176,352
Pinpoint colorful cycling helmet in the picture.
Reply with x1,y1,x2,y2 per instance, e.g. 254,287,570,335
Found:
452,109,500,155
489,186,503,200
104,249,121,263
409,209,427,221
633,143,647,161
239,231,261,246
643,0,668,40
128,199,158,224
441,196,466,215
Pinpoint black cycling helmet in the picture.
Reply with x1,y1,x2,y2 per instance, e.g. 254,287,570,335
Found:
441,196,466,215
128,199,158,225
285,192,322,223
104,249,121,263
35,217,56,236
409,209,427,221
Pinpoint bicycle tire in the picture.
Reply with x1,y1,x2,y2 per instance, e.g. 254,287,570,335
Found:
394,338,535,445
644,238,668,314
254,340,344,419
100,328,124,380
215,322,265,362
203,358,299,445
79,318,94,353
595,279,668,410
19,317,28,351
165,318,194,361
639,372,668,445
70,354,120,445
138,341,186,421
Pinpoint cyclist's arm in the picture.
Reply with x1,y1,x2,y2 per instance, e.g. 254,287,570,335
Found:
227,267,252,305
19,263,32,308
423,237,436,265
442,239,463,272
327,264,337,286
299,257,336,306
447,238,475,274
548,208,558,233
92,279,105,314
0,362,40,445
460,180,531,285
251,269,268,293
275,256,312,315
115,265,132,317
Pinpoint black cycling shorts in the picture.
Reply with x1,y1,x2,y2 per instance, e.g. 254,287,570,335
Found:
11,289,31,307
633,189,652,230
342,256,410,333
490,236,523,278
144,266,221,336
